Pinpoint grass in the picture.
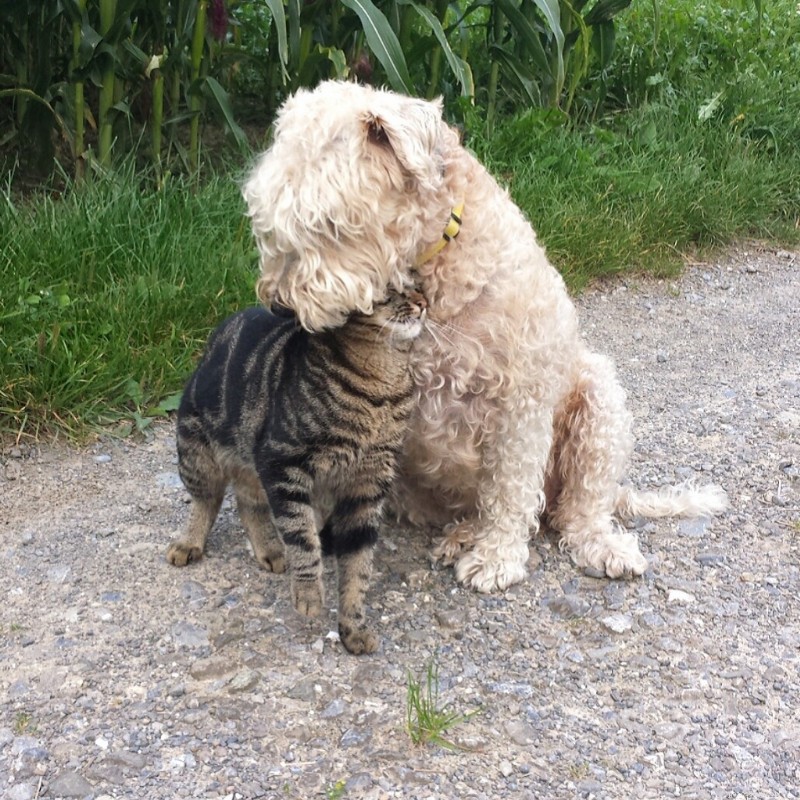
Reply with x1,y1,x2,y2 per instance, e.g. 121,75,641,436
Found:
13,711,36,735
470,99,799,290
406,658,478,750
2,1,799,439
1,166,256,439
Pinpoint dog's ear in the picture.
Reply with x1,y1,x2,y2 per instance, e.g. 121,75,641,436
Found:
362,101,442,189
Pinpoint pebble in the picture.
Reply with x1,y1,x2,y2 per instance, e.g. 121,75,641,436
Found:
228,669,260,693
695,552,726,566
505,720,537,746
7,785,35,800
320,699,348,719
601,613,633,633
677,518,710,538
94,454,112,464
499,760,514,777
345,773,373,792
171,621,209,648
667,590,696,605
48,771,94,797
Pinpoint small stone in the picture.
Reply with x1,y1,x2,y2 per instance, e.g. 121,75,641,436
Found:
179,581,207,604
601,614,633,633
548,594,592,618
656,351,668,363
190,657,236,681
435,608,466,629
48,771,94,798
47,565,70,584
228,669,260,694
505,720,536,746
340,728,372,747
499,760,514,778
286,675,319,702
667,589,696,604
677,518,709,538
583,566,606,579
94,454,112,464
95,736,109,750
20,532,34,546
695,552,726,566
171,621,209,649
320,699,347,719
310,638,325,654
7,785,35,800
345,774,373,792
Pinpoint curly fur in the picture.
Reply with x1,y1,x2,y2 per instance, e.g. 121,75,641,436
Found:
243,80,729,592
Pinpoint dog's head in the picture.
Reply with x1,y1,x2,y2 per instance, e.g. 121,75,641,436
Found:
242,81,449,331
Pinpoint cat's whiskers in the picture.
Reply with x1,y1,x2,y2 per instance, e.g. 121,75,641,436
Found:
425,319,482,355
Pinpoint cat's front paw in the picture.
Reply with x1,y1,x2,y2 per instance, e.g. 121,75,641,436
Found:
254,542,286,573
291,580,323,617
166,541,202,566
340,625,378,655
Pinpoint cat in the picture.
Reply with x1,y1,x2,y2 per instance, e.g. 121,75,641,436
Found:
166,289,426,654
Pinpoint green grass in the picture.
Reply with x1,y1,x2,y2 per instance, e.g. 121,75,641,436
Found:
469,98,799,290
406,659,478,750
1,167,256,439
2,0,799,439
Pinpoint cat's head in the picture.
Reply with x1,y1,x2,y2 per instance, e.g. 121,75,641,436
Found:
355,289,427,342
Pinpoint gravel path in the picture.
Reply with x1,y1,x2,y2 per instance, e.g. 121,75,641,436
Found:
2,245,798,800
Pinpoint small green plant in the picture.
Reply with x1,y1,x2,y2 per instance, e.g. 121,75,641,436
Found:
13,712,35,735
406,658,478,750
325,780,346,800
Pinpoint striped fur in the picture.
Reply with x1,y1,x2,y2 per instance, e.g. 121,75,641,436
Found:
166,292,425,654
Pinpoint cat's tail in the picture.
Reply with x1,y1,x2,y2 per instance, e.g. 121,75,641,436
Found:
615,482,729,519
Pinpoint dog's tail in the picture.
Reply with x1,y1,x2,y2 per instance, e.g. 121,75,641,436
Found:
615,482,729,519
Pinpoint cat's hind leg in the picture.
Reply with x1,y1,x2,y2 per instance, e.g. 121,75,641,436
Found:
232,469,286,573
167,425,225,566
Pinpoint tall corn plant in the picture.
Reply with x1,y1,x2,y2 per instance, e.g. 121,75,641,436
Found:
485,0,632,121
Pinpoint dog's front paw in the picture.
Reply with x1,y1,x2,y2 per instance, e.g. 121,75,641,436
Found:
291,579,324,617
166,541,202,566
573,532,649,579
431,519,478,566
454,546,528,593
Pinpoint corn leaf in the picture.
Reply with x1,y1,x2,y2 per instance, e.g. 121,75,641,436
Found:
341,0,413,94
264,0,290,82
494,0,552,81
401,0,474,99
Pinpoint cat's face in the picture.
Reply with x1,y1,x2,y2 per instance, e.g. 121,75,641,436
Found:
357,289,427,341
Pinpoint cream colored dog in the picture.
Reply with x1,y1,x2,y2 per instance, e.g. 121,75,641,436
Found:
242,80,727,593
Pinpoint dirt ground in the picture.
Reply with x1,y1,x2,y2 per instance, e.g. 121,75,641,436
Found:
2,245,799,800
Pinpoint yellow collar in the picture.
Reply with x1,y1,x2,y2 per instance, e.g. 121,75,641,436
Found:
415,202,464,267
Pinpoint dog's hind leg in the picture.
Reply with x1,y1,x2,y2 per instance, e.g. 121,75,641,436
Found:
548,352,648,578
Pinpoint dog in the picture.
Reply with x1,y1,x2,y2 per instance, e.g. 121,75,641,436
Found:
242,80,728,593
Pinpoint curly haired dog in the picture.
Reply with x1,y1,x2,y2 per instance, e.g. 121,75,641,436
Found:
242,80,728,593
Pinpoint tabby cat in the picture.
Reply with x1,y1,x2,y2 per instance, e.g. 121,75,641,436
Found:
166,290,426,654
